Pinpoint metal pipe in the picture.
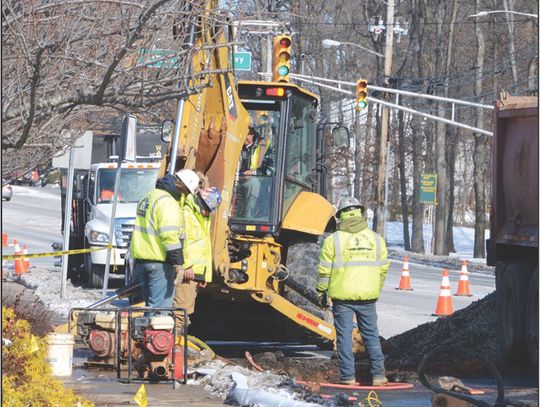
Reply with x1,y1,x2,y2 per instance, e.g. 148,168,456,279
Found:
168,99,185,175
371,96,493,136
60,144,76,298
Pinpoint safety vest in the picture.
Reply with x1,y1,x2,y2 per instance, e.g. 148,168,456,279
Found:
130,189,182,262
316,228,389,301
249,138,271,171
181,195,213,283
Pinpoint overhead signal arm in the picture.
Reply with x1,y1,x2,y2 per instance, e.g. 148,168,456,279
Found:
290,73,494,137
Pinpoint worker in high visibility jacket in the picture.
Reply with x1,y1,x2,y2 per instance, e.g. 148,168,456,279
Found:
173,186,222,335
131,169,200,311
237,126,274,218
316,196,390,387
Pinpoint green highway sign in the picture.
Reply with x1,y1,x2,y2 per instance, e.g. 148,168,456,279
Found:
138,48,178,69
230,51,252,71
420,173,437,204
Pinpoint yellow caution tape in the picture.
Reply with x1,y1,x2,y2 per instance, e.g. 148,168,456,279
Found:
1,244,113,261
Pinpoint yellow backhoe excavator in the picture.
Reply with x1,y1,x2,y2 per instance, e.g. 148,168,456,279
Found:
154,3,353,346
62,2,363,367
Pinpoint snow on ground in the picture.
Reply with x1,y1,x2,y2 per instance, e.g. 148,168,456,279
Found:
12,267,102,318
9,184,61,199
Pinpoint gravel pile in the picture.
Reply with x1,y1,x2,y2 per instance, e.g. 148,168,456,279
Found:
383,292,503,374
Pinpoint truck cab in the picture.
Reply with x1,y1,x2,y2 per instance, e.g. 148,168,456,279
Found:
83,162,160,288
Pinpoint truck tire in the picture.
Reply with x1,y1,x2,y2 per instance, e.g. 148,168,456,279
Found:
283,239,335,350
496,263,529,361
283,240,325,320
85,251,104,289
526,268,538,368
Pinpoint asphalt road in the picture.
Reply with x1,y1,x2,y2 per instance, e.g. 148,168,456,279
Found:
2,185,62,269
378,260,495,338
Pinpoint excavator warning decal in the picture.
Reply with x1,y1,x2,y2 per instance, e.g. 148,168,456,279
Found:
224,75,238,121
296,312,333,335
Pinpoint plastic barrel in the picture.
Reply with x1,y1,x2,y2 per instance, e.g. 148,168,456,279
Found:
46,333,74,377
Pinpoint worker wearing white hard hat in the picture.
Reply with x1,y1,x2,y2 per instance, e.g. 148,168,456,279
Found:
131,170,200,312
173,184,222,335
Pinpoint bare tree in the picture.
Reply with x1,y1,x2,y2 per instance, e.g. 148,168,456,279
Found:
2,0,231,175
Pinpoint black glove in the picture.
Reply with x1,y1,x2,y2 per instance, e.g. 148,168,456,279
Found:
316,291,328,309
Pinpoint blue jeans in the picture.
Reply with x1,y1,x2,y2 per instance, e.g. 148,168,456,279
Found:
133,261,175,312
332,300,385,381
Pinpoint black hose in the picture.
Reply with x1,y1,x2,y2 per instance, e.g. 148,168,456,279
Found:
417,348,505,407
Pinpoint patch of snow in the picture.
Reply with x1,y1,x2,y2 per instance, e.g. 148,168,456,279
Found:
10,185,60,200
14,267,101,318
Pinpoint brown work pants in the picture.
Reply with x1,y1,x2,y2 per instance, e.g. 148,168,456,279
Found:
173,280,198,333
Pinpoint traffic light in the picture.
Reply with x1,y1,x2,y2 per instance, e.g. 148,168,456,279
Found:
356,79,368,111
272,35,292,83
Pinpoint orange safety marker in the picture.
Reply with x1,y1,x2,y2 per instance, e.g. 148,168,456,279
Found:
433,269,454,316
13,240,25,276
2,233,7,248
454,259,472,296
22,245,30,273
395,255,413,290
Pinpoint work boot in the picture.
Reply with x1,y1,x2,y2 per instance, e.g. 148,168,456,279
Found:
340,378,356,385
372,375,388,386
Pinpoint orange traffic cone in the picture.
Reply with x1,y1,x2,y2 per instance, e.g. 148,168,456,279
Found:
22,245,30,273
433,269,454,316
396,255,413,290
454,260,472,296
13,240,25,276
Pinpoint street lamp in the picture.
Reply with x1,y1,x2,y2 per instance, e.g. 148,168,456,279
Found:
322,39,384,58
468,10,538,18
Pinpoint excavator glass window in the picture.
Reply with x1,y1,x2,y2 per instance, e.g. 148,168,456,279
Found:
282,93,316,215
231,84,319,233
231,101,280,224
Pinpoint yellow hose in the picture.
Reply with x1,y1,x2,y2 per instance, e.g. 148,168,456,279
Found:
176,335,216,359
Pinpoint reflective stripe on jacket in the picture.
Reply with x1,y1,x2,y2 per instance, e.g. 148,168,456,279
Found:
181,194,213,283
249,138,271,171
130,189,182,262
316,228,389,300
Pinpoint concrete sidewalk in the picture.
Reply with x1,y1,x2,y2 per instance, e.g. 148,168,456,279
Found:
64,366,224,406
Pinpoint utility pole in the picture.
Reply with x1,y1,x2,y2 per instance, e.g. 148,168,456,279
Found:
375,0,394,238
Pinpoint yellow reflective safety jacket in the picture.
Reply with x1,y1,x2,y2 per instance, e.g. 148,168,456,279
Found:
131,189,183,264
181,194,212,283
316,227,389,301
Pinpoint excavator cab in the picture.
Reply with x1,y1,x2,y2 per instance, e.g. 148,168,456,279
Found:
230,81,322,234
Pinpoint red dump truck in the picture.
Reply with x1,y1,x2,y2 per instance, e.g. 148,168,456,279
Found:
486,94,538,367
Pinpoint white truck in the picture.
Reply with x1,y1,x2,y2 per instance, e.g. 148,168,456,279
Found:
82,161,160,287
56,125,165,288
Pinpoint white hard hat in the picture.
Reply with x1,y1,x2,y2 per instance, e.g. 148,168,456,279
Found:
175,169,199,195
336,196,365,216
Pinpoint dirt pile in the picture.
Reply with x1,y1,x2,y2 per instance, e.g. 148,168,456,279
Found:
245,292,531,382
251,351,341,383
383,292,502,374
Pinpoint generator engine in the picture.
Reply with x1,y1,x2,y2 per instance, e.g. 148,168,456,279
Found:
76,311,184,381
